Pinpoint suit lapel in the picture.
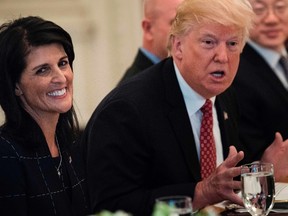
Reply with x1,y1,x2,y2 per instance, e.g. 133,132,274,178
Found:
215,95,231,159
162,58,201,182
215,89,240,159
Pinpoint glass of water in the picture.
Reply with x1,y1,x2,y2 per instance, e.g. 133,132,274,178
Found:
155,196,192,216
241,162,275,216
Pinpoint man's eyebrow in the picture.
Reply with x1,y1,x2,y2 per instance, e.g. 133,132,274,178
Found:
200,33,217,38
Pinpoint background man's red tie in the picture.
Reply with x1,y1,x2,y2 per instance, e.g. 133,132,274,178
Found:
200,99,216,179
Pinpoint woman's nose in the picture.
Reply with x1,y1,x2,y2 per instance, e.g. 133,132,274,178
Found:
52,67,66,83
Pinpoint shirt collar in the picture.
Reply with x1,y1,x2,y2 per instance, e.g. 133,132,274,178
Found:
247,40,287,69
140,47,161,64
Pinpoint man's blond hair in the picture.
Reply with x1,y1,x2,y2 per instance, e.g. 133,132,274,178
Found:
167,0,254,52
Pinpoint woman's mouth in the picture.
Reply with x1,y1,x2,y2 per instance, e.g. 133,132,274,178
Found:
47,88,66,97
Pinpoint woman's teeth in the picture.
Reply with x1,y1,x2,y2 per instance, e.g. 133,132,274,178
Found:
48,88,66,96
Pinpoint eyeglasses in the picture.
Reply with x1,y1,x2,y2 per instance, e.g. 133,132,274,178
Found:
252,1,288,19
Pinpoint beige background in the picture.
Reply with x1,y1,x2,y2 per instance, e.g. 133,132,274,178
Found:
0,0,143,128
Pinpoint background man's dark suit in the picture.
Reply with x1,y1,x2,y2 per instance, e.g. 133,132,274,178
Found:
118,49,154,84
82,57,243,216
232,43,288,163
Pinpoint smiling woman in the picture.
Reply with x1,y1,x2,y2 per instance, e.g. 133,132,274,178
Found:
0,16,90,216
16,44,74,125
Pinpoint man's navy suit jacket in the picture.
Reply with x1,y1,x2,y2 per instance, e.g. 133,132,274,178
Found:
82,57,243,216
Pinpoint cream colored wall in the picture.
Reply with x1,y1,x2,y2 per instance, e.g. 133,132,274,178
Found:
0,0,143,128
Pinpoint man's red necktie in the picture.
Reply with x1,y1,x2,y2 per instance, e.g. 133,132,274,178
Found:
200,99,216,179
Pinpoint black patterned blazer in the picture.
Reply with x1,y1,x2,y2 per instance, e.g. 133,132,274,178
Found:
0,116,90,216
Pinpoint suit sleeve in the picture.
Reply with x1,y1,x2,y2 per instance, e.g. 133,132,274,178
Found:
85,99,196,216
0,138,28,215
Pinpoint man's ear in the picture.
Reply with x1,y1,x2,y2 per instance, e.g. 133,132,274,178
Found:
172,36,183,59
15,84,23,96
142,18,153,40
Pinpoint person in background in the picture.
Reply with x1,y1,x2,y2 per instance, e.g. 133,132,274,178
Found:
232,0,288,167
118,0,183,84
81,0,288,215
0,16,90,216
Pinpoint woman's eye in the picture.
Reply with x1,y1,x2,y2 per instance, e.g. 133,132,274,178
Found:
36,66,49,75
59,60,68,67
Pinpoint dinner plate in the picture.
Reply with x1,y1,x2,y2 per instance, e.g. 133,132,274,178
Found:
275,182,288,203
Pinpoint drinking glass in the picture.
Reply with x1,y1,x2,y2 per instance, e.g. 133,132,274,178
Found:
155,196,193,216
241,162,275,216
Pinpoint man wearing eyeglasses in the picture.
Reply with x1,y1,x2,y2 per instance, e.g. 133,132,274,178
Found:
232,0,288,175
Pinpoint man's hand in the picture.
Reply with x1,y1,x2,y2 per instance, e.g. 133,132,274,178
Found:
192,146,244,210
261,132,288,182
